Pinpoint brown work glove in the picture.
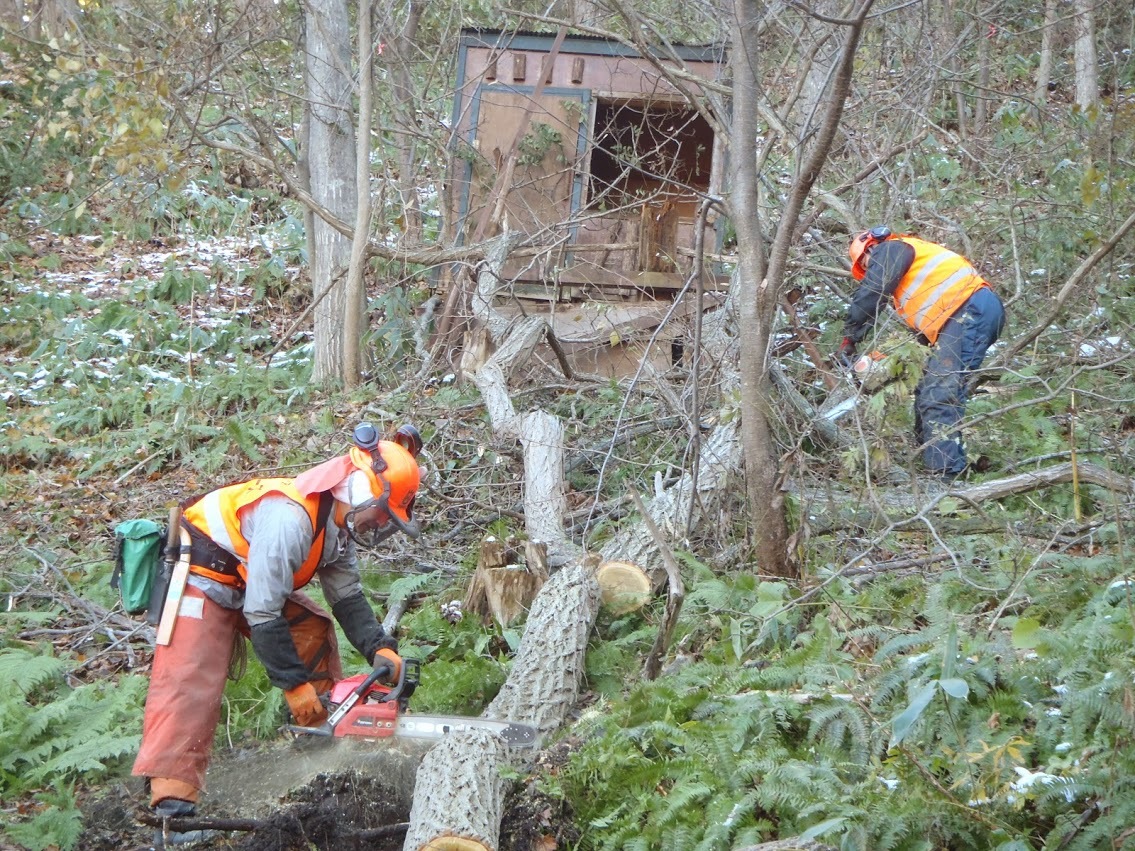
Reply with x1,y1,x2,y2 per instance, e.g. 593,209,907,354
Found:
283,682,328,727
374,647,402,684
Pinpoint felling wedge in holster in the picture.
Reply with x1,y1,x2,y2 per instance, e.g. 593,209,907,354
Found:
153,506,193,646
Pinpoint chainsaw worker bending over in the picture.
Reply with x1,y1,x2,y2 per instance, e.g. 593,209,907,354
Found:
133,423,424,839
837,228,1006,479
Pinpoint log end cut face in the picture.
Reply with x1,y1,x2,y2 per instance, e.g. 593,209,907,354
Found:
596,560,651,614
417,836,492,851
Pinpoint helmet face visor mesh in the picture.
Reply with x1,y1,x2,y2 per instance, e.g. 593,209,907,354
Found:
343,498,399,548
340,470,421,545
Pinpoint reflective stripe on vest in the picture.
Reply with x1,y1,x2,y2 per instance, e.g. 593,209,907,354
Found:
891,237,989,344
181,478,334,590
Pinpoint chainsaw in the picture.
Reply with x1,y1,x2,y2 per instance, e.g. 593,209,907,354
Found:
286,658,538,749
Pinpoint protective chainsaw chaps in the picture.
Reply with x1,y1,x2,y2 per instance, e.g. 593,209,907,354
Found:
111,518,164,615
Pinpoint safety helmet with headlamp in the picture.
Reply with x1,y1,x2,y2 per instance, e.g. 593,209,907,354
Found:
848,225,892,281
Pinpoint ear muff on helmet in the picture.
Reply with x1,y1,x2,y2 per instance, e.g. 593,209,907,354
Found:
392,424,423,458
848,225,892,281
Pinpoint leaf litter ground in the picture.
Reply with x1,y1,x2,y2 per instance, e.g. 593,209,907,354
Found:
8,231,581,851
77,741,577,850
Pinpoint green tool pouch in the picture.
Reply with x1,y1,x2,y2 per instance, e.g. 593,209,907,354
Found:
111,519,164,615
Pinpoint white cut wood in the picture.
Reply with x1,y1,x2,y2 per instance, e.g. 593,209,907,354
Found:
596,560,652,615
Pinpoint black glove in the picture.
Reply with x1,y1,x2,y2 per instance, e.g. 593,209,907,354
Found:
249,616,311,691
836,337,857,370
331,593,397,665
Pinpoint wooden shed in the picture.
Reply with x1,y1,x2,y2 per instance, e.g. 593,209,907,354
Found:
448,29,729,376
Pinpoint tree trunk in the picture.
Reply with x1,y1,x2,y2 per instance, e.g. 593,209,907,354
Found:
461,238,578,566
1072,0,1098,112
941,0,968,138
1034,0,1058,115
304,0,358,386
793,0,841,164
734,0,871,579
402,560,601,851
974,9,991,134
343,0,374,388
400,237,607,850
730,0,798,579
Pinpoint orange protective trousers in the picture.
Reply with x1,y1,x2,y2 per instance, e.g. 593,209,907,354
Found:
132,584,342,801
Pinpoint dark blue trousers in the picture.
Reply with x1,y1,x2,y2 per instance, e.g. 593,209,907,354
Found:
914,287,1006,476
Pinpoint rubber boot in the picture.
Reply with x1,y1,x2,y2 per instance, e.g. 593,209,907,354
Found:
152,798,215,847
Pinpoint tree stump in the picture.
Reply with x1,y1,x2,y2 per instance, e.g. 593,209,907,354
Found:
463,538,549,628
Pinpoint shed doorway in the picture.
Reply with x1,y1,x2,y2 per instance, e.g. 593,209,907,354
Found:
577,98,715,277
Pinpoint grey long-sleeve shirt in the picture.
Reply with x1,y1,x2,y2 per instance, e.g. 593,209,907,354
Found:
187,494,363,626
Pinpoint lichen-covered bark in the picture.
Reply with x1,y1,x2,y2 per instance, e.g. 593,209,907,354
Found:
402,561,600,850
401,728,508,851
485,561,601,734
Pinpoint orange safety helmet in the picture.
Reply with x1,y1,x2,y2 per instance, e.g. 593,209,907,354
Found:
848,226,892,281
346,440,421,541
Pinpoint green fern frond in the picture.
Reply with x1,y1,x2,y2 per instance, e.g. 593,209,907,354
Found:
656,780,712,827
384,570,444,608
873,627,943,664
30,733,140,784
807,700,874,768
0,648,67,694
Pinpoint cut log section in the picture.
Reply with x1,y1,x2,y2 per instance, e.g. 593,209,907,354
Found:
403,727,508,851
596,559,651,614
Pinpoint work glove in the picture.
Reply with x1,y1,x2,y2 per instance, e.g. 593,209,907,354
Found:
836,337,857,371
283,682,328,727
374,647,402,684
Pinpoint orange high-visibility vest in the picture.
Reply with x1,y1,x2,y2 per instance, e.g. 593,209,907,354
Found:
892,237,990,344
181,478,334,589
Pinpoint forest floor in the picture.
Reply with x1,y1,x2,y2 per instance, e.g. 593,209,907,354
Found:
77,747,579,850
2,230,584,851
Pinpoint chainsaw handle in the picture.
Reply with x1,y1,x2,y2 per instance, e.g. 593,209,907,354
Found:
358,662,392,695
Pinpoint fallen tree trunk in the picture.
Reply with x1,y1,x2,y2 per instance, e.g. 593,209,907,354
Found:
403,238,601,850
402,560,601,851
951,460,1132,502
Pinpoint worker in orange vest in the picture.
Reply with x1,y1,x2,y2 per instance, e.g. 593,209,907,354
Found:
133,423,424,844
837,228,1006,479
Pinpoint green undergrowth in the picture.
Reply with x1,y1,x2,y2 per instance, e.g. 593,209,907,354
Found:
0,647,145,851
547,548,1135,851
1,246,317,483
